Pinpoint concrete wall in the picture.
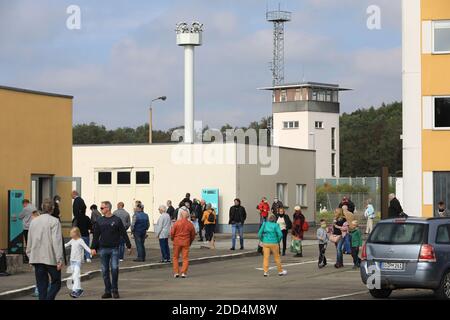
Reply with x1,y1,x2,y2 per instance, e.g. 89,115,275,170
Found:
0,87,73,248
273,112,309,149
236,145,316,232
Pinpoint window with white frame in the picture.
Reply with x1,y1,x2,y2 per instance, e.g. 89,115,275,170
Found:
296,184,307,207
433,21,450,54
331,153,336,177
434,97,450,128
280,90,287,102
331,127,336,150
315,121,324,129
283,121,299,129
277,183,288,205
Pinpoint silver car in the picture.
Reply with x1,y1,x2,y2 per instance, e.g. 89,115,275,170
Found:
360,217,450,299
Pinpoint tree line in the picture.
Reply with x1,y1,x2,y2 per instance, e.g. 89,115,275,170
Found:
73,101,402,177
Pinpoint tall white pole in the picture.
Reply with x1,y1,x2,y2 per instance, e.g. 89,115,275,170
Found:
184,45,194,144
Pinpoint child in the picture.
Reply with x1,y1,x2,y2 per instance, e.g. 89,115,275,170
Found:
350,220,363,269
316,219,329,268
65,227,92,298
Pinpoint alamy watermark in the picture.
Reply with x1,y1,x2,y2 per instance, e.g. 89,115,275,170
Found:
367,5,381,30
66,5,81,30
366,264,381,290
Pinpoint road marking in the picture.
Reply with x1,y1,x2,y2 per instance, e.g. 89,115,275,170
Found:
255,260,335,271
320,290,368,300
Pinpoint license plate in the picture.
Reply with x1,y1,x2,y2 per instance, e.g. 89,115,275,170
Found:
381,262,404,270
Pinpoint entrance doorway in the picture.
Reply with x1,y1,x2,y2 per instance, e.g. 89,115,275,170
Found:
31,175,53,211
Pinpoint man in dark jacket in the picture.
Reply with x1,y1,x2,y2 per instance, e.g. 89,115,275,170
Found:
271,197,284,216
338,196,355,213
229,199,247,250
72,190,87,226
167,200,176,221
388,193,404,218
179,193,193,209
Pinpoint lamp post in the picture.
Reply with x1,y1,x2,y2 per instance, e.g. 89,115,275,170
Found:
149,96,167,144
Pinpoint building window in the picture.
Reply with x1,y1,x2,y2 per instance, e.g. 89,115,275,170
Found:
117,172,131,185
283,121,299,129
331,127,336,150
433,21,450,54
280,90,287,102
98,172,112,185
295,89,302,101
277,183,288,205
434,97,450,128
315,121,324,129
136,171,150,184
331,153,336,177
296,184,307,207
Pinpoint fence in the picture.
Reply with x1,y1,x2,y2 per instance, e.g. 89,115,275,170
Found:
317,192,380,215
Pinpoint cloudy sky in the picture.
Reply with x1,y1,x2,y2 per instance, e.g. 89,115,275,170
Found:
0,0,401,130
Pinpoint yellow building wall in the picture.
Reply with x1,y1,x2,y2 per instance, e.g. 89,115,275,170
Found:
0,88,73,249
422,0,450,20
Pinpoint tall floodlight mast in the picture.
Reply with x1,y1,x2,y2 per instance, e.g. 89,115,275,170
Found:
267,6,291,86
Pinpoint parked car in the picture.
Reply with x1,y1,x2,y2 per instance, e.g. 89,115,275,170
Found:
360,217,450,299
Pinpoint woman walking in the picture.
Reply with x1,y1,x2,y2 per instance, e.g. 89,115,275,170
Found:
276,207,292,256
331,208,347,268
291,206,305,257
258,214,287,277
202,204,216,249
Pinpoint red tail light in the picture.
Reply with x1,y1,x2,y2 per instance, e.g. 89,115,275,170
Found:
419,244,436,262
361,242,367,261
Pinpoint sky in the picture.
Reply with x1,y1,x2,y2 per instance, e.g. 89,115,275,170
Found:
0,0,402,130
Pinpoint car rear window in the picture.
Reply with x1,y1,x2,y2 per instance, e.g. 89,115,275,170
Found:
369,223,426,244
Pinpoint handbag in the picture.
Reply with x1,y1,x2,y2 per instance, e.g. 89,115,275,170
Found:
290,239,302,253
329,234,342,244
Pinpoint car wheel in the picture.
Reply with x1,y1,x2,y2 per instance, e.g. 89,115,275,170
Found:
435,270,450,300
369,289,392,299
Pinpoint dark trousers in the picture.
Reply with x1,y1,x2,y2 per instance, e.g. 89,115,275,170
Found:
33,264,61,300
134,233,146,261
118,238,126,260
280,229,288,254
351,246,361,266
23,230,29,261
100,248,119,294
205,224,215,241
318,244,327,266
159,238,170,261
198,221,204,240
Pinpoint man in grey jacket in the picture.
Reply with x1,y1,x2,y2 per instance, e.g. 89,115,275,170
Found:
26,199,63,300
113,202,131,262
155,205,171,263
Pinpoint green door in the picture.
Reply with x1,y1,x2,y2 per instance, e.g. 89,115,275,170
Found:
8,190,25,254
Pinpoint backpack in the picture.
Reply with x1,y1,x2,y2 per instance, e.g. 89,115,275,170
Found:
207,211,215,223
302,220,309,232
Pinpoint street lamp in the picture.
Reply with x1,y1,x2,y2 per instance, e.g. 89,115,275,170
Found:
149,96,167,144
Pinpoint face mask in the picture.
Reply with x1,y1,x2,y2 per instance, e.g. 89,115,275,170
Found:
321,223,327,228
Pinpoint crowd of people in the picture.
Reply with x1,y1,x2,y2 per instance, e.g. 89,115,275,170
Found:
17,190,450,300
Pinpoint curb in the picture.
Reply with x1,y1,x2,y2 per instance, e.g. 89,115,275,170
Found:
0,250,260,300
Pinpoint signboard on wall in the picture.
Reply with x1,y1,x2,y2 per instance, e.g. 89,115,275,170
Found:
8,190,24,254
201,189,219,216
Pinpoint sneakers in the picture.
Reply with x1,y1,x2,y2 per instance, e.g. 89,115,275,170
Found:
264,272,269,277
70,289,84,298
119,259,124,262
86,259,92,263
165,260,171,263
181,273,187,278
278,270,287,276
230,248,235,251
174,274,180,278
102,292,112,299
112,291,120,299
240,247,244,250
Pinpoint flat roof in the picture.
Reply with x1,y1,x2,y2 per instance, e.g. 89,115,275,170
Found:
0,85,74,99
258,82,352,91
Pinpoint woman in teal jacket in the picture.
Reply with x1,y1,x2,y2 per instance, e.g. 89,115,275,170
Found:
258,214,287,277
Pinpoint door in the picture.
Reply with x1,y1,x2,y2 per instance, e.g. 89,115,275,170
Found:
8,190,25,254
434,172,450,217
53,176,82,234
31,175,54,211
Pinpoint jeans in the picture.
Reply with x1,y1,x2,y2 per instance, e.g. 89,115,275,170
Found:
231,224,244,249
118,238,126,260
344,234,352,254
33,264,61,300
134,233,146,261
335,237,345,266
70,261,82,291
262,244,283,273
99,248,119,294
159,238,170,261
351,246,361,267
82,236,90,260
318,244,327,266
280,229,288,254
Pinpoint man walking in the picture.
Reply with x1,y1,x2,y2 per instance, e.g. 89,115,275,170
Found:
388,193,404,218
26,199,64,300
18,199,36,263
171,209,196,278
91,201,132,299
155,205,171,263
131,201,149,262
72,190,87,226
229,199,247,250
113,202,131,262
